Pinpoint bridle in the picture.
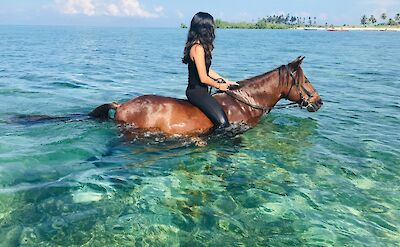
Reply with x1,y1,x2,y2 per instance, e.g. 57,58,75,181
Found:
281,65,317,110
223,64,317,113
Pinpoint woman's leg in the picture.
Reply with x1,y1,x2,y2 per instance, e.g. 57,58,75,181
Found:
186,89,229,128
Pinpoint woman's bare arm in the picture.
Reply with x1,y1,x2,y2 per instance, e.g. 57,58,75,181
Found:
209,68,238,86
190,45,229,90
208,68,223,80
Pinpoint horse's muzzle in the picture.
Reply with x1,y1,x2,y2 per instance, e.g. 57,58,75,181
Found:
307,99,323,112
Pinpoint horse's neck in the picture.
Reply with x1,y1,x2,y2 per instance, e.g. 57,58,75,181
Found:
236,70,282,108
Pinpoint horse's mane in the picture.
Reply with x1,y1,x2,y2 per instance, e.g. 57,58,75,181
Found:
230,65,282,91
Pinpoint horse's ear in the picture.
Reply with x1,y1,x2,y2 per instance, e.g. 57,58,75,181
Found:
289,56,305,71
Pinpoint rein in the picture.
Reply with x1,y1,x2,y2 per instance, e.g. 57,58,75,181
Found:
224,90,299,113
224,91,300,113
224,91,272,112
221,65,303,113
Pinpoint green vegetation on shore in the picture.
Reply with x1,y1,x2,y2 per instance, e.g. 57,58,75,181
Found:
214,15,318,29
215,19,291,29
361,12,400,26
179,14,322,29
180,12,400,29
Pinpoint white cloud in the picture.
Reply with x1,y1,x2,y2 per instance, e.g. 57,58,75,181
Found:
119,0,155,17
177,10,184,19
56,0,95,16
55,0,162,18
154,6,164,14
107,3,120,16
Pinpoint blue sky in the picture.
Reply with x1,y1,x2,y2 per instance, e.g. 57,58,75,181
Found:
0,0,399,26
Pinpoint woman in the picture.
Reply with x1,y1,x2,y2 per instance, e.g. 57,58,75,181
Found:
183,12,238,129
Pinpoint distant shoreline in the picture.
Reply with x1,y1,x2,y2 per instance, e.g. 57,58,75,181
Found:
296,26,400,32
180,23,400,32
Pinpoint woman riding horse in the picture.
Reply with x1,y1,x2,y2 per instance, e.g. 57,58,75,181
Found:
88,56,323,136
183,12,238,130
14,57,323,135
10,14,323,135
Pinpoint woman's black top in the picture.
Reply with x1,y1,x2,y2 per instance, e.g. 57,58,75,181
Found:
185,56,229,127
187,58,211,91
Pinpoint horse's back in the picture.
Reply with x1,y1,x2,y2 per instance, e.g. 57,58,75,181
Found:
115,95,213,134
117,95,195,113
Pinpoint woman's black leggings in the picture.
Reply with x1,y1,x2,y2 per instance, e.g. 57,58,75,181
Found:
186,87,229,128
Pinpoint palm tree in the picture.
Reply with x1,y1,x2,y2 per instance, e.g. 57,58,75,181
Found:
369,15,377,25
285,14,290,24
290,16,296,24
388,18,396,25
381,13,387,24
278,14,285,24
395,13,400,24
361,15,368,25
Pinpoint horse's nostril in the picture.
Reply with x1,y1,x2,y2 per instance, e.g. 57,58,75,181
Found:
317,99,323,105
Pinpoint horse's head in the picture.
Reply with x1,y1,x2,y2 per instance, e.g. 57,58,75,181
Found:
283,56,323,112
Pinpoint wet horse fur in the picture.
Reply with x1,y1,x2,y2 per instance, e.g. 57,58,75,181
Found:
90,57,323,136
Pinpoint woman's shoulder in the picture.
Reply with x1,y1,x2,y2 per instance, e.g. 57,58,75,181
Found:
190,43,205,57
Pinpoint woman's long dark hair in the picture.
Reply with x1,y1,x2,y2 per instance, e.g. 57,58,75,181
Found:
182,12,215,64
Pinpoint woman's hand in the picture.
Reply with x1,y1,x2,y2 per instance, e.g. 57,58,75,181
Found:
215,79,239,91
218,83,230,91
226,80,239,86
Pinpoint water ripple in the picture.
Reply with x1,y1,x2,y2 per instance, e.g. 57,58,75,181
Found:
0,27,399,246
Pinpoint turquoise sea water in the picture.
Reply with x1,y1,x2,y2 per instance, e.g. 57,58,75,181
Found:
0,26,399,246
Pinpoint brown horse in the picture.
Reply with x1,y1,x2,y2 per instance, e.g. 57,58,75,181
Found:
90,56,323,136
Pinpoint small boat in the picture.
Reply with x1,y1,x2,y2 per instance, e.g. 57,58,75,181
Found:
304,28,319,31
327,29,349,32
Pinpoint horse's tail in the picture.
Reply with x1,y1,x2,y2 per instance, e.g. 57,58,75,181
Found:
6,114,88,125
4,102,120,125
89,102,120,120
